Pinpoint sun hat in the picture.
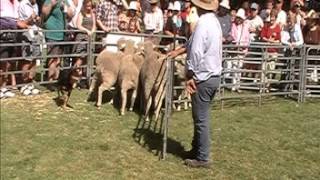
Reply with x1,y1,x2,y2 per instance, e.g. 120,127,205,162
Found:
168,2,174,10
219,0,230,10
191,0,218,11
236,8,246,20
173,1,181,11
128,1,138,10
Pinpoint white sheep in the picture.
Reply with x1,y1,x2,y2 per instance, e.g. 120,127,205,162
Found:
118,40,145,115
140,41,168,121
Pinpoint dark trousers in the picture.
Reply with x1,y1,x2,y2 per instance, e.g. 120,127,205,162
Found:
191,76,220,161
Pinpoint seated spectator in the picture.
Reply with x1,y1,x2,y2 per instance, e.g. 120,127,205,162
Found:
248,2,264,42
229,8,250,93
143,0,163,34
73,0,96,67
260,9,282,92
275,0,287,28
289,0,307,26
18,0,44,95
217,0,233,44
96,0,123,32
127,1,142,33
42,0,73,90
260,0,274,22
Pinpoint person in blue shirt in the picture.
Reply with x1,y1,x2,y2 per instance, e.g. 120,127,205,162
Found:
168,0,222,168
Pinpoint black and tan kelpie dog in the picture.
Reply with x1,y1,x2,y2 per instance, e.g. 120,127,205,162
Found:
57,66,82,109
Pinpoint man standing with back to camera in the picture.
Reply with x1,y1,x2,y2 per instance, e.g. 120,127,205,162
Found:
171,0,222,168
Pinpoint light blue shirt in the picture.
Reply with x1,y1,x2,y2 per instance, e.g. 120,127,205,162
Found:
186,12,223,82
281,23,304,47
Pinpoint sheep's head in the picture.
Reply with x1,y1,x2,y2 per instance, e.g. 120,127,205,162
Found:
144,40,154,55
117,38,127,51
124,40,135,54
135,42,144,56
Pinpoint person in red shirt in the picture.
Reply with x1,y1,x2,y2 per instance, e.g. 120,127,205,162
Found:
260,9,281,92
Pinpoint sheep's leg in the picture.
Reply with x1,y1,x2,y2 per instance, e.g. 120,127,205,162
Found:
129,89,137,112
87,73,98,102
176,92,182,111
120,88,127,116
97,83,108,109
88,73,97,94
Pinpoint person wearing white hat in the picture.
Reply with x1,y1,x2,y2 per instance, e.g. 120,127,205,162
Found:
217,0,232,43
183,0,222,168
127,1,142,33
172,1,182,28
229,8,250,92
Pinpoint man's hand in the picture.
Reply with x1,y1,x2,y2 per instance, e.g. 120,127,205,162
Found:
167,50,179,59
186,79,197,95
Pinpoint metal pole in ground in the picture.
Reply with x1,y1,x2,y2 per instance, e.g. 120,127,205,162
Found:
162,57,174,160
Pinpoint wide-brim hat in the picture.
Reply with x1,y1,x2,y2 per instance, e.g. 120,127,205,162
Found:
191,0,217,11
219,0,230,10
148,0,159,4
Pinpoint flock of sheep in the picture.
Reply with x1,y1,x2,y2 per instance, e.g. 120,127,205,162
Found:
87,38,188,121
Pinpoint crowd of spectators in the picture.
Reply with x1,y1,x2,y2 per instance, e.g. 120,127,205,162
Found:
0,0,320,98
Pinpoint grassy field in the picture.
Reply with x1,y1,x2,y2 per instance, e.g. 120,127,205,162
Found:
1,90,320,180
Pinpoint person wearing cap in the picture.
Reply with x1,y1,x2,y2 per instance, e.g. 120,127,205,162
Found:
96,0,123,32
163,2,181,36
183,0,221,168
260,0,274,22
127,1,142,33
217,0,232,43
248,2,264,42
143,0,163,34
229,8,250,93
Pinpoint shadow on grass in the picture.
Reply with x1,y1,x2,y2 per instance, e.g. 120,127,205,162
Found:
132,113,187,160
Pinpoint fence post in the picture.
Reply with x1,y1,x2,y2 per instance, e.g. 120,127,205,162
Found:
162,58,174,160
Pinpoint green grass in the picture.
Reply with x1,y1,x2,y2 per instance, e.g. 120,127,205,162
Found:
1,90,320,180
